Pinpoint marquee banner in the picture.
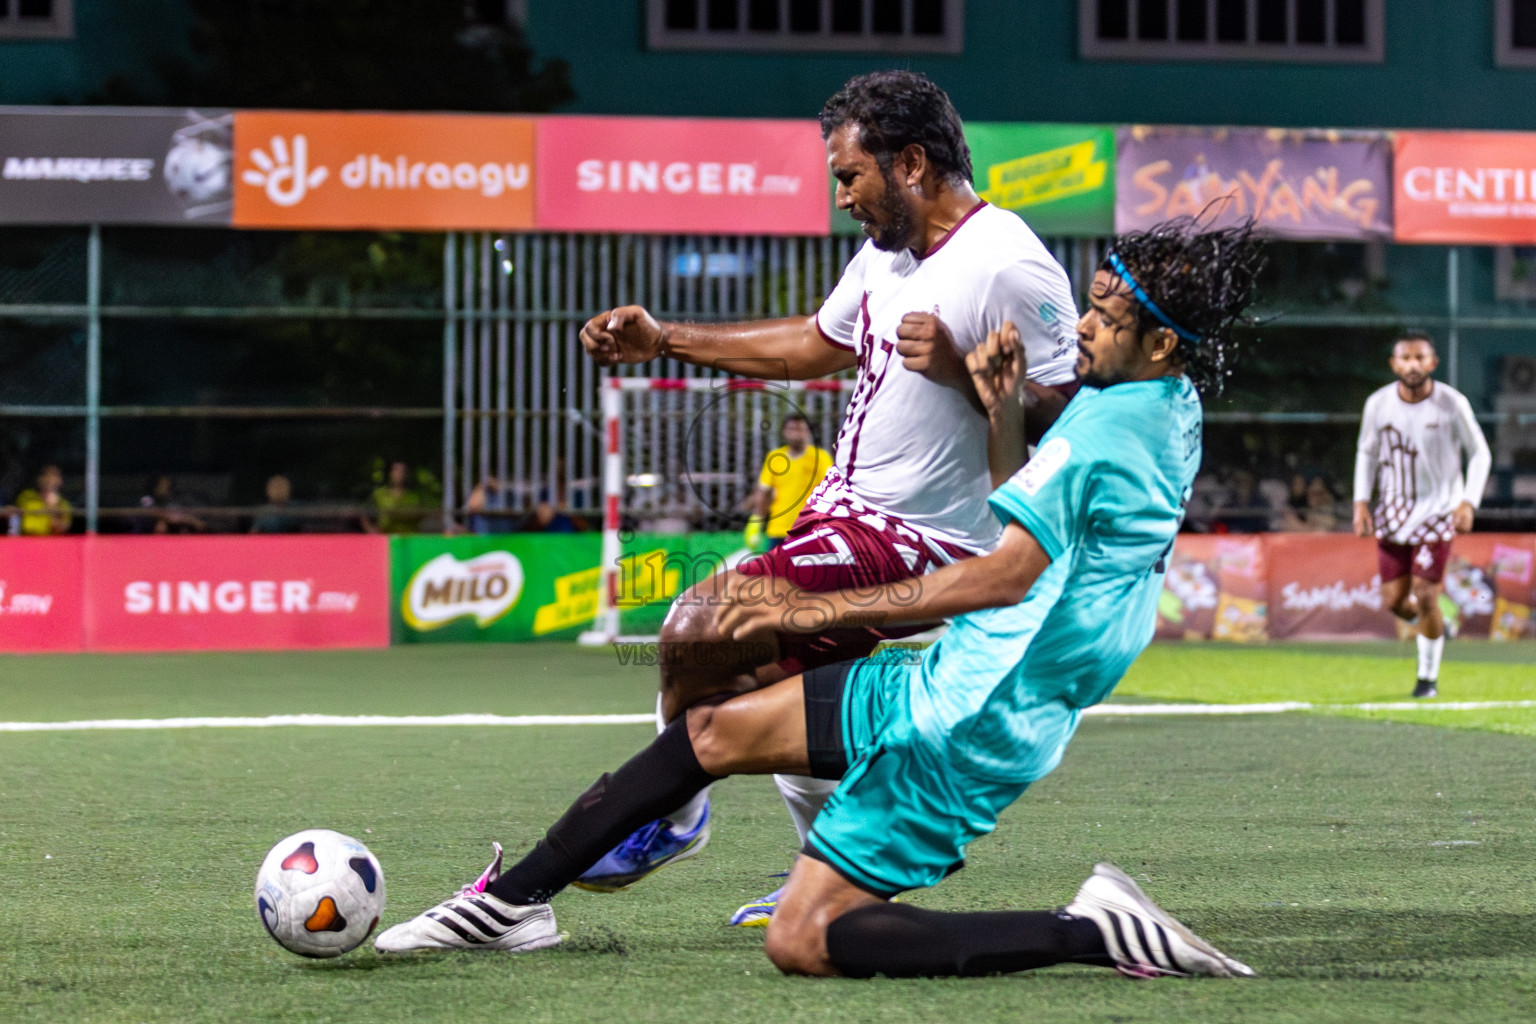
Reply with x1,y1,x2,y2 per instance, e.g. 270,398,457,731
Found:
1117,126,1392,240
0,107,234,225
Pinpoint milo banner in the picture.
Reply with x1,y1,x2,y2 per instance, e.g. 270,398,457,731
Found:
390,532,749,643
1116,126,1392,240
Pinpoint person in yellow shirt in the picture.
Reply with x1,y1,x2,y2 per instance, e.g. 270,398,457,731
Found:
15,464,73,536
744,414,832,551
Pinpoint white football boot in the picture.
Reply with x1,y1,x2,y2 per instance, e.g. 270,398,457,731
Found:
374,843,562,954
1065,863,1256,979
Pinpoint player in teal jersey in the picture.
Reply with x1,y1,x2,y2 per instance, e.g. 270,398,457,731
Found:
377,219,1267,980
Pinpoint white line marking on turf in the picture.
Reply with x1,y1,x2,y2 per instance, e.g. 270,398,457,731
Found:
0,713,657,733
3,701,1534,733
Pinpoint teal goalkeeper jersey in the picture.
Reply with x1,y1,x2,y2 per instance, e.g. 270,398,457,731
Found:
906,375,1202,783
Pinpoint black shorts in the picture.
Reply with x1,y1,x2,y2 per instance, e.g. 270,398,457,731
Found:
802,658,857,781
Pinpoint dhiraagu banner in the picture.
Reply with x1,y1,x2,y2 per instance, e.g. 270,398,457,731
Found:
967,123,1115,237
390,532,750,643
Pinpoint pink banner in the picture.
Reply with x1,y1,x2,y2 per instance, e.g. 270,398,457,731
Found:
0,538,85,652
83,536,390,652
535,116,828,235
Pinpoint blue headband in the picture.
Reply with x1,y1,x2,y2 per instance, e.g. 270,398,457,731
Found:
1106,253,1199,343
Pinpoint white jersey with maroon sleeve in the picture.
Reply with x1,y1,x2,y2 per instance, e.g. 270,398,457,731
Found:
809,201,1081,556
1352,380,1492,545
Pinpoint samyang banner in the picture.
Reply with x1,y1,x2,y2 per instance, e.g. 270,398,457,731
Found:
1393,131,1536,244
0,107,234,225
1117,126,1392,240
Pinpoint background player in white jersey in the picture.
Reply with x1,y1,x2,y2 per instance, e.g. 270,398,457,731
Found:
1352,331,1491,697
573,71,1082,913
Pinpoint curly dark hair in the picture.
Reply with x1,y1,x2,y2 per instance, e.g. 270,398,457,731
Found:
819,71,972,184
1103,217,1267,396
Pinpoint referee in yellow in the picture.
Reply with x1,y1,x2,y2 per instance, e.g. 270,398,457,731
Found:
744,413,832,552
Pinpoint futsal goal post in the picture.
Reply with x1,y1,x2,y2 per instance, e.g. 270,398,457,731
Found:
578,375,854,645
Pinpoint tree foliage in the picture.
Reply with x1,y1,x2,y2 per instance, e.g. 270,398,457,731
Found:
128,0,572,112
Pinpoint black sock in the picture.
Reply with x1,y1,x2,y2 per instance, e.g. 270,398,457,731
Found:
825,902,1111,978
486,717,720,905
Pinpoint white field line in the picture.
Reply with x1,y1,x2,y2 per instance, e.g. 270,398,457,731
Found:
3,702,1536,733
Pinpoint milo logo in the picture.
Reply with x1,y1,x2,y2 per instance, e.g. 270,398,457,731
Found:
402,551,523,631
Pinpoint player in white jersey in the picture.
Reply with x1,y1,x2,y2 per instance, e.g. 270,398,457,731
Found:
571,71,1080,914
1352,331,1491,697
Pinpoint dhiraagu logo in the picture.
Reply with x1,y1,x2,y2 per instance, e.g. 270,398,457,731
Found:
402,551,523,631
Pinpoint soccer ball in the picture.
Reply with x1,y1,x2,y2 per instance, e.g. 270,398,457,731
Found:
162,137,230,205
254,829,386,958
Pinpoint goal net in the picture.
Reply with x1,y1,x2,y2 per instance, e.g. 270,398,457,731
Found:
580,375,854,643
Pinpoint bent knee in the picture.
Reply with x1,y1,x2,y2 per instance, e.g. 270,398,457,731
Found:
764,922,831,976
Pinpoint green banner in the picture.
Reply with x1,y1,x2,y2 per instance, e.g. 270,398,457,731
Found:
389,532,750,643
829,123,1114,238
968,123,1115,237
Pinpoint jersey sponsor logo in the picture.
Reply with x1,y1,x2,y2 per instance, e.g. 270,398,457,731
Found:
401,551,524,630
1039,301,1059,325
1014,437,1071,496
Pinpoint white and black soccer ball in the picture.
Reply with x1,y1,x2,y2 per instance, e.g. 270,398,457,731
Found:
163,137,230,204
255,829,385,958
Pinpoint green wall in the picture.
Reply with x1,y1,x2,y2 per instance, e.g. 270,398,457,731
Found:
526,1,1536,130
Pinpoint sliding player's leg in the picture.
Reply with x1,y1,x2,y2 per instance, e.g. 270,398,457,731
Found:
375,677,813,953
766,681,1251,980
581,512,948,895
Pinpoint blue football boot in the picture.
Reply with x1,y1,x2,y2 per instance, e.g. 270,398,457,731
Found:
572,802,711,893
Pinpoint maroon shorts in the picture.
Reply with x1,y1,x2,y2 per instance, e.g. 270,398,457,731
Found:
1377,539,1452,584
737,509,972,675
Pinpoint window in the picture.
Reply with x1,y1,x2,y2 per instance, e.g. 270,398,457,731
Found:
648,0,963,53
1496,0,1536,67
0,0,72,38
1080,0,1381,62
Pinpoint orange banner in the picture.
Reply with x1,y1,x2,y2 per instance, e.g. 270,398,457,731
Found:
232,111,535,230
1394,131,1536,244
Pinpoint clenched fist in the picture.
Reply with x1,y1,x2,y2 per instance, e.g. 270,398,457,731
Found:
579,305,667,367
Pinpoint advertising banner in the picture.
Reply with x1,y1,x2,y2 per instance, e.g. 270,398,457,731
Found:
537,116,827,235
231,111,536,230
83,536,390,652
1155,535,1267,642
0,107,234,225
1117,126,1392,240
969,123,1115,237
391,533,599,644
1265,534,1394,640
390,532,750,643
1393,131,1536,244
0,538,85,652
1436,533,1536,640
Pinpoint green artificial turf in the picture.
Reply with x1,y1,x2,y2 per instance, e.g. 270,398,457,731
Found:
1,642,1534,1023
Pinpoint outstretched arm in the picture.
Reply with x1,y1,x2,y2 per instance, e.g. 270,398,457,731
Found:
715,522,1050,639
580,307,857,381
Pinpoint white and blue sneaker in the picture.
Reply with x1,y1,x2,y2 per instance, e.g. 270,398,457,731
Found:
729,885,784,927
571,802,712,893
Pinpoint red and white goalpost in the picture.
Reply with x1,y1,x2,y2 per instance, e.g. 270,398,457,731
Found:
578,375,854,645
